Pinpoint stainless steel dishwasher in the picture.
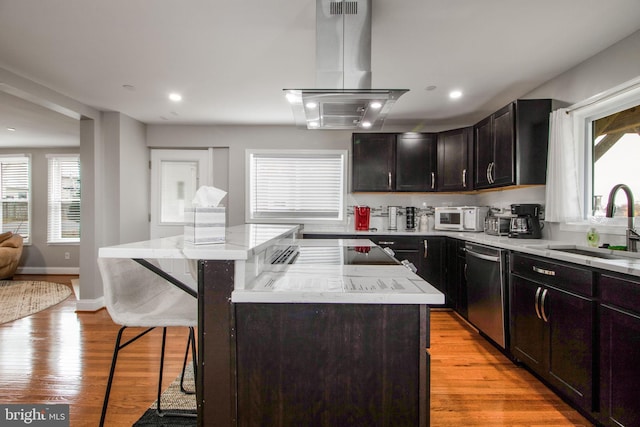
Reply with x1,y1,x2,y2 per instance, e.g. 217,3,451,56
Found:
465,242,508,349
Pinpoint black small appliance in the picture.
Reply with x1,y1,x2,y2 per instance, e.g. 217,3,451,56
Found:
405,206,417,230
508,204,543,239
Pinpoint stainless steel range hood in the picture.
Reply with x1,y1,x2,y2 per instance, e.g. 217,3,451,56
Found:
284,0,408,130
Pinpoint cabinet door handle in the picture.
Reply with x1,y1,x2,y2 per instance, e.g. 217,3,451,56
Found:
486,164,491,184
462,169,467,188
541,288,549,322
534,286,543,320
532,266,556,276
431,172,435,189
464,263,467,280
489,162,496,184
388,172,392,189
423,239,428,258
378,241,395,245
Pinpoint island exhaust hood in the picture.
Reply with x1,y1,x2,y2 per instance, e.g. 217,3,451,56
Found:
284,0,408,130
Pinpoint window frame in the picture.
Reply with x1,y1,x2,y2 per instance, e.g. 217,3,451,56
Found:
562,76,640,234
245,149,348,224
47,154,81,244
0,154,31,243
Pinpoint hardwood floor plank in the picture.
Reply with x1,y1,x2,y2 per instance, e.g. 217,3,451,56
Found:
0,275,594,426
430,310,593,426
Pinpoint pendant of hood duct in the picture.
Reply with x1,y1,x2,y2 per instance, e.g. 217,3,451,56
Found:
284,0,408,130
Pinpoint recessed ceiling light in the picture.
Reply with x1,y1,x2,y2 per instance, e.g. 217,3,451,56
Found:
7,127,16,132
449,90,463,99
361,121,372,129
308,121,320,128
305,101,318,109
370,101,382,109
169,93,182,102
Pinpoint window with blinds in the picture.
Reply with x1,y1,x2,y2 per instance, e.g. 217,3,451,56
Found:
247,150,346,222
48,155,80,243
0,155,30,240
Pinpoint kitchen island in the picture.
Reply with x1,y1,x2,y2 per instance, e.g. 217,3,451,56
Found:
99,224,444,426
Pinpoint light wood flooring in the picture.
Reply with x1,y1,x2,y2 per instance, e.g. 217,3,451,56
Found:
0,275,593,426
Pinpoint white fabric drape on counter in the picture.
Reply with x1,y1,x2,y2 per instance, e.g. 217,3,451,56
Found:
544,108,584,222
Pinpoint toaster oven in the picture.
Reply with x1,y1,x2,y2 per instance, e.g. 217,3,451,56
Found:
484,216,511,236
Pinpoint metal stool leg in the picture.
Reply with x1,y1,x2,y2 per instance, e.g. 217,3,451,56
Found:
100,326,155,427
156,327,197,418
180,327,196,394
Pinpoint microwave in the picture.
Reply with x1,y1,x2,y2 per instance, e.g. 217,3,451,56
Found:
434,206,490,232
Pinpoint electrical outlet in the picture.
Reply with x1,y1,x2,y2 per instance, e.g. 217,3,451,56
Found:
64,252,70,260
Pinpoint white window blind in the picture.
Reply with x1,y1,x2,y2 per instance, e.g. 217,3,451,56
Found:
247,150,346,222
48,155,80,243
0,156,30,240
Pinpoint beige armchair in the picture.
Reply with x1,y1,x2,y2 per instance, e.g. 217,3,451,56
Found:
0,232,24,279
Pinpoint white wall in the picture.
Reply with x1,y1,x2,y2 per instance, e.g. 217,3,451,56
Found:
147,125,353,225
102,112,150,244
525,30,640,104
119,115,149,243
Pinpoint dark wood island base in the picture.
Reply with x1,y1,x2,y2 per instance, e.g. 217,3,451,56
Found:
236,303,430,427
196,252,437,426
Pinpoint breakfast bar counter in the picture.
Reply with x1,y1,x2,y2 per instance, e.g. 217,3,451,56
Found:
99,224,444,426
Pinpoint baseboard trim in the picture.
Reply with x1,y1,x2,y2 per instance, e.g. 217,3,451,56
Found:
75,297,105,312
17,266,80,275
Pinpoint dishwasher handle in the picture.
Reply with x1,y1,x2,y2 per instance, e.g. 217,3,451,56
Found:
466,249,500,263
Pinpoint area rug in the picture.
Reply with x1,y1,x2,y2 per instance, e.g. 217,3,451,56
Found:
0,280,72,324
133,364,197,426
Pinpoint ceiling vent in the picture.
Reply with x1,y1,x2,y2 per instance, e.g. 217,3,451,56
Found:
284,0,408,130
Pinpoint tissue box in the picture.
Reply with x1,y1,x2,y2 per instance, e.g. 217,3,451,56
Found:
184,207,226,244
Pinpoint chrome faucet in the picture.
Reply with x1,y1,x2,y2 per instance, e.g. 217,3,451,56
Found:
605,183,640,252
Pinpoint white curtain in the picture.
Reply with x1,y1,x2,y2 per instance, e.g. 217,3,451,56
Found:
544,108,584,222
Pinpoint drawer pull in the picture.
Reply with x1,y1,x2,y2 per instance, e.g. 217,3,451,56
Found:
378,241,395,245
533,266,555,276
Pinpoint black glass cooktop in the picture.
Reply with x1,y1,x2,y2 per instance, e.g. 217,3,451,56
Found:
269,245,399,266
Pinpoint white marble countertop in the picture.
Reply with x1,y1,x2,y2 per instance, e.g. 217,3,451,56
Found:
98,223,300,260
303,224,640,277
232,238,445,305
98,225,445,305
232,264,444,304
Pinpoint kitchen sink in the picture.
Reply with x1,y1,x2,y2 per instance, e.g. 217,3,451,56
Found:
531,244,640,260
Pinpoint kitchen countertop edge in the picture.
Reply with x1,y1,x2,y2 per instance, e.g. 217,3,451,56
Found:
302,225,640,277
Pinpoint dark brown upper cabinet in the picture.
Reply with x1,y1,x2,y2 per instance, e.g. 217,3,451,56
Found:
396,132,437,192
352,132,436,192
437,127,473,192
474,99,553,190
352,133,397,192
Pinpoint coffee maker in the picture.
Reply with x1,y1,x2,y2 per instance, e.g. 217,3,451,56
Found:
508,204,543,239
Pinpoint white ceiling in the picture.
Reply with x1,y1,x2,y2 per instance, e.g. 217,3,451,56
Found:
1,0,640,147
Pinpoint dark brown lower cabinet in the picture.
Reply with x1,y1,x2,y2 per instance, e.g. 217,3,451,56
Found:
599,274,640,427
510,254,595,415
235,303,430,427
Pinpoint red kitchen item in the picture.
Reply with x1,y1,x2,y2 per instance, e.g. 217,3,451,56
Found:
354,206,371,231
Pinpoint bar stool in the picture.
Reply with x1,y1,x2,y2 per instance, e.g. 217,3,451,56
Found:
97,257,198,426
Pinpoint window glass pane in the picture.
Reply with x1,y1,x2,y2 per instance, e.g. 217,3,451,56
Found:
0,156,30,240
48,155,80,243
248,150,346,222
160,160,199,223
592,105,640,217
